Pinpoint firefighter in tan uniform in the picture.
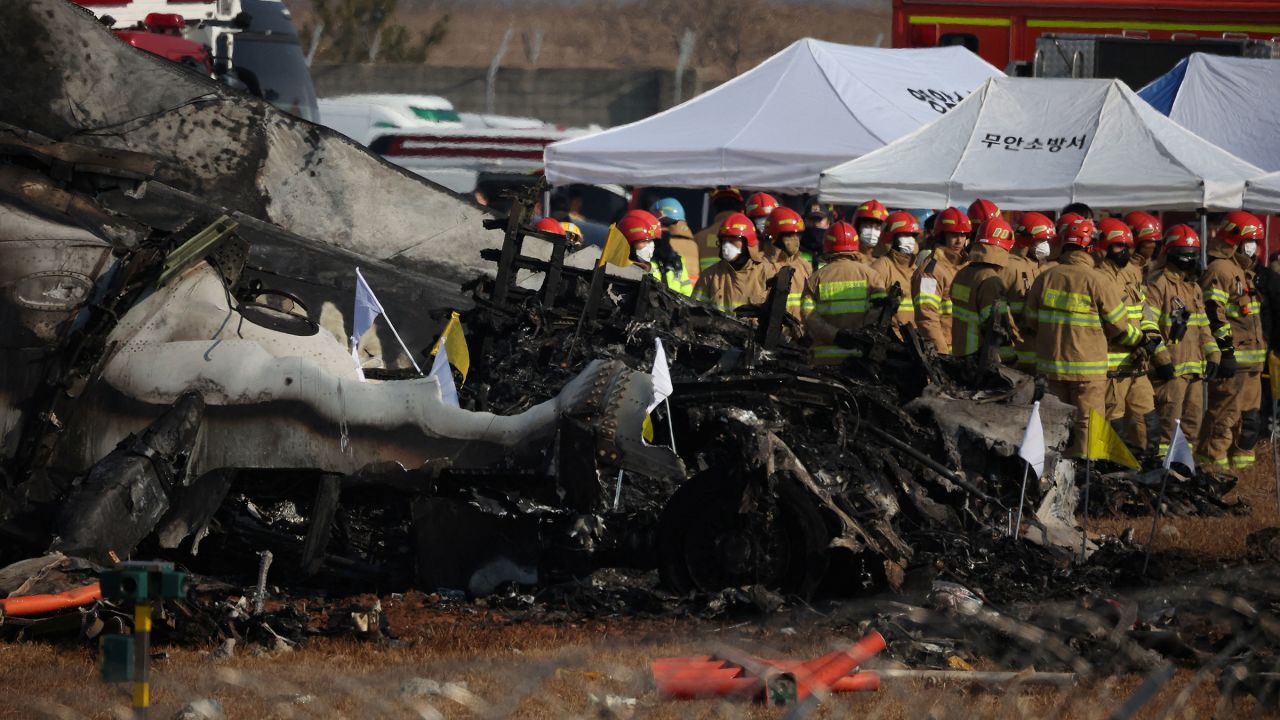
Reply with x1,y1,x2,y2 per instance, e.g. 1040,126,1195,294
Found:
952,218,1018,362
1095,218,1160,454
1199,211,1267,471
695,187,744,276
1024,217,1143,458
912,207,969,354
760,207,812,321
1010,212,1057,369
1125,211,1163,275
850,200,889,259
870,211,921,332
1145,225,1220,457
802,222,882,366
649,197,701,284
691,212,770,313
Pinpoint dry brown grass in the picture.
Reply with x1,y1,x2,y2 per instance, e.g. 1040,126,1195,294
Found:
0,629,1256,719
1088,439,1280,560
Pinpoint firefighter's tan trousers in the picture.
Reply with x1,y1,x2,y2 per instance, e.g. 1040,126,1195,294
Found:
1047,377,1108,458
1105,375,1155,453
1199,370,1261,470
1151,375,1204,456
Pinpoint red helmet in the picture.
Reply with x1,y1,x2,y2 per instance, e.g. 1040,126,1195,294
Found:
1124,211,1162,243
976,218,1015,251
617,209,661,244
744,192,779,219
765,207,805,238
967,198,1001,224
825,221,860,254
533,217,566,236
1060,216,1097,249
884,211,922,238
1164,224,1201,250
853,199,889,224
709,186,743,204
933,207,973,237
1219,211,1264,246
1096,218,1135,251
1015,212,1056,245
718,212,758,247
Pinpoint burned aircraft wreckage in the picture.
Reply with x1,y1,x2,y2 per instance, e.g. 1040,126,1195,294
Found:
0,0,1151,604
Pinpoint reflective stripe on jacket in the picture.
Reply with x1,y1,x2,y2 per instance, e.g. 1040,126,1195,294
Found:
691,258,769,313
1022,249,1142,380
802,253,881,365
1146,264,1220,377
913,246,964,354
1201,245,1265,370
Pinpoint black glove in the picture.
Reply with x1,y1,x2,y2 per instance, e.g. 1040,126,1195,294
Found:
1216,351,1238,379
1152,363,1175,382
834,328,860,349
1204,361,1219,380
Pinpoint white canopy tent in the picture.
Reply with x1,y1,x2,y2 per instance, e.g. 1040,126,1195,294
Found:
1245,172,1280,214
1138,54,1280,172
544,39,1002,192
819,77,1264,211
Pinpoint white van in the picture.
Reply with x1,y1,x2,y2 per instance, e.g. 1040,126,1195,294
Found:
318,94,464,145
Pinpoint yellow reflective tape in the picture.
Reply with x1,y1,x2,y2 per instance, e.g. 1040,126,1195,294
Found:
909,15,1011,27
1026,18,1280,33
1042,288,1093,314
133,682,150,708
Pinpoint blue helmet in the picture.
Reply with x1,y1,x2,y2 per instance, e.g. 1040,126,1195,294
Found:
650,197,686,224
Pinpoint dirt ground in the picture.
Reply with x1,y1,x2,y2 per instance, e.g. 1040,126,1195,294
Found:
1,446,1277,719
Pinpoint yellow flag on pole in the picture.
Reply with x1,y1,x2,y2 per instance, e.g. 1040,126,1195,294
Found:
598,225,633,268
431,311,470,382
1085,408,1139,469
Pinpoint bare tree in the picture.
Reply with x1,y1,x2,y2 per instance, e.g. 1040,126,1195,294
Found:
301,0,450,64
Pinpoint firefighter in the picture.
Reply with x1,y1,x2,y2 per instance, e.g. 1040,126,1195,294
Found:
618,209,694,296
913,207,969,354
1096,218,1160,454
650,197,701,283
850,199,889,257
1024,216,1143,458
692,212,770,312
761,206,811,320
744,191,779,237
802,203,831,266
801,221,882,366
967,198,1001,246
695,186,744,276
1199,211,1267,471
871,211,921,332
559,221,586,251
1145,224,1220,457
952,217,1017,362
1010,211,1057,369
1125,211,1163,269
1062,202,1095,222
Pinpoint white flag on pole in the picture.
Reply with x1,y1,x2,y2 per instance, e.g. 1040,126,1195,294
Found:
350,268,386,380
429,341,460,407
1018,401,1045,478
648,338,673,413
1165,419,1195,471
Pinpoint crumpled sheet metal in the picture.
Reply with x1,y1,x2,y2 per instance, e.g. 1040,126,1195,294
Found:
0,0,501,282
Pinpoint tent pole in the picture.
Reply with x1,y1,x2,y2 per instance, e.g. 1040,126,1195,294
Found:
701,192,709,231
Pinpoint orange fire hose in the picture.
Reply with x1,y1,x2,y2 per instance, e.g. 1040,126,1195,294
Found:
0,582,102,617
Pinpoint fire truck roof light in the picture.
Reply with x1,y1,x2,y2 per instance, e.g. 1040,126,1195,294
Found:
144,13,185,30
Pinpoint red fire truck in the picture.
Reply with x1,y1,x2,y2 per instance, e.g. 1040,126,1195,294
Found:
893,1,1280,86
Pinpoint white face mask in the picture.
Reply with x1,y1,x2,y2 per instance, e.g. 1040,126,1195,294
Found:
1241,241,1258,259
894,235,917,255
720,242,743,263
1033,240,1052,260
634,243,655,263
859,227,881,248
